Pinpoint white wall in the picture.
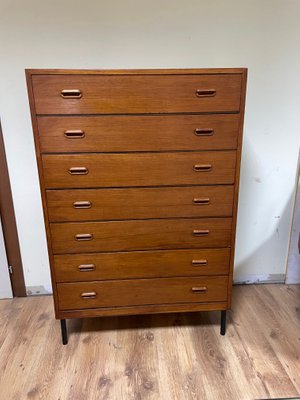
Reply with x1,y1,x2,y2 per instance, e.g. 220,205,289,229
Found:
0,0,299,291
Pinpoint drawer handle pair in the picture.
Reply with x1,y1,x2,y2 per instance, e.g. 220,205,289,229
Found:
75,233,93,241
69,167,89,175
61,88,215,99
195,89,216,98
193,164,212,172
61,89,82,99
64,130,85,139
192,259,208,266
191,287,207,293
193,230,209,236
78,264,95,272
73,201,92,209
193,198,210,205
81,292,97,299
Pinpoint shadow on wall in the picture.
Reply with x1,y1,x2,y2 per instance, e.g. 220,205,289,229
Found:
286,149,300,284
233,137,296,284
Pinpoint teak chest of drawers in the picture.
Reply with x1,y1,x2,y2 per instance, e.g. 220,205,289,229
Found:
26,68,247,344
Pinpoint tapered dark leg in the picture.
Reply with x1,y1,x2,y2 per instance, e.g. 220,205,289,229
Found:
220,310,226,335
60,319,68,345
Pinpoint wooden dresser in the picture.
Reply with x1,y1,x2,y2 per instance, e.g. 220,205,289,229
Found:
26,68,247,344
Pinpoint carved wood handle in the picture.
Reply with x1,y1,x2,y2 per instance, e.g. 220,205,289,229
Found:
75,233,93,241
61,89,82,99
194,128,214,136
64,130,85,139
193,164,212,172
73,201,92,209
81,292,97,299
191,259,208,266
195,89,216,97
78,264,96,272
191,287,207,293
192,230,209,236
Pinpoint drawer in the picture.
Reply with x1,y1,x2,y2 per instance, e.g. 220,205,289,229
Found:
54,248,231,282
50,218,232,254
57,276,229,310
42,151,236,189
37,114,239,153
32,74,242,114
46,186,234,222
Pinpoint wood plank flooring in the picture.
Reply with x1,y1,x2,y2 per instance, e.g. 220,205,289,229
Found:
0,284,299,400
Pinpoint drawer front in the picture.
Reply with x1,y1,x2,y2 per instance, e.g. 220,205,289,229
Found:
37,114,239,153
46,186,234,222
54,248,231,282
32,74,242,114
57,276,229,310
50,218,232,254
42,151,236,189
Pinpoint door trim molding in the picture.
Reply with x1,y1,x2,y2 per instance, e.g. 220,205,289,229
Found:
0,121,26,296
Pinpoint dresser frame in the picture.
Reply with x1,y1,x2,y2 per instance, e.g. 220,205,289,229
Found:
26,68,247,344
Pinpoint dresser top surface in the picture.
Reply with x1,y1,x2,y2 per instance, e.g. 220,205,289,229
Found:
26,68,247,76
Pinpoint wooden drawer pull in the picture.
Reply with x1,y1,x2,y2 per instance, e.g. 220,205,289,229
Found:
191,286,207,293
75,233,93,241
195,89,216,98
193,164,212,172
192,229,209,236
193,198,210,205
69,167,89,175
73,201,92,209
191,259,208,266
61,89,82,99
194,128,214,136
81,292,97,299
78,264,96,272
64,130,85,139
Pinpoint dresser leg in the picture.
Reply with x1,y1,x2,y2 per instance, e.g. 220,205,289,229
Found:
60,319,68,345
220,310,226,335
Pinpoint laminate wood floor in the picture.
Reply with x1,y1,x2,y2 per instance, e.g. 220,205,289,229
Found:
0,284,299,400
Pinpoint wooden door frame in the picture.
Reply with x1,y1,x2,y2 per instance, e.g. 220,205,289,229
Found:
0,121,26,296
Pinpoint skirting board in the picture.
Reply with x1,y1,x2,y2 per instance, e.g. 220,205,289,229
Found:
26,274,286,296
233,274,286,285
26,285,52,296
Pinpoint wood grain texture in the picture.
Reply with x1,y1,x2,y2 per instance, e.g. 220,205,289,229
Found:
37,114,239,153
0,284,299,399
227,69,247,306
57,276,228,310
54,248,231,282
27,67,247,75
26,68,247,320
50,217,232,254
32,74,242,115
42,151,237,189
0,123,26,296
46,185,234,222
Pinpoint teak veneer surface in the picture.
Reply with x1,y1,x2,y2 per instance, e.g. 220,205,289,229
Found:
32,74,242,114
50,217,232,254
46,185,234,222
42,151,237,189
26,68,246,324
37,114,239,153
54,248,231,282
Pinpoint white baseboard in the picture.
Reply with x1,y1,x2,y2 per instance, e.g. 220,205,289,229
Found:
26,285,52,296
233,273,286,285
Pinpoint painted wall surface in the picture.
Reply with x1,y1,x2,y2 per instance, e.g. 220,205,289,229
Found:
0,0,300,291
